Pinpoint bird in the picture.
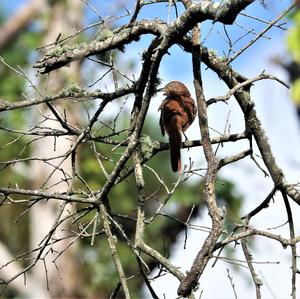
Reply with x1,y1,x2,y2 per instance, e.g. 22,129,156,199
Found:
158,81,197,172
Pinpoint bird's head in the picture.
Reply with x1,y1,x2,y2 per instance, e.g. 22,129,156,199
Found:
157,81,191,97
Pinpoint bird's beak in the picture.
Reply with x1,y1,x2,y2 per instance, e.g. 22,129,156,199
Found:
156,87,164,93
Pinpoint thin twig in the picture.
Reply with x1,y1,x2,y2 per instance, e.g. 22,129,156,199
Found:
99,202,131,299
207,72,289,105
281,191,297,299
228,3,295,63
226,268,238,299
241,236,262,299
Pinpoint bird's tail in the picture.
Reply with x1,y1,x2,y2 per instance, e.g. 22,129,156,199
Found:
168,117,182,172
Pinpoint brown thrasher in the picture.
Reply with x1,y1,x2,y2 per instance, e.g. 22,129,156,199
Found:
158,81,196,172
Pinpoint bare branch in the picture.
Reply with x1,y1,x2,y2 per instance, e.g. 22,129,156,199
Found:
241,237,262,299
207,72,289,106
178,18,223,296
34,0,255,74
100,202,131,298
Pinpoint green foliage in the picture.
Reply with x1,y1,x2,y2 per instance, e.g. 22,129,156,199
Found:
291,78,300,104
0,14,42,263
287,10,300,107
287,10,300,63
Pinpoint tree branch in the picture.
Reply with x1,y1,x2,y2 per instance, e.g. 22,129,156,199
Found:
34,0,255,74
